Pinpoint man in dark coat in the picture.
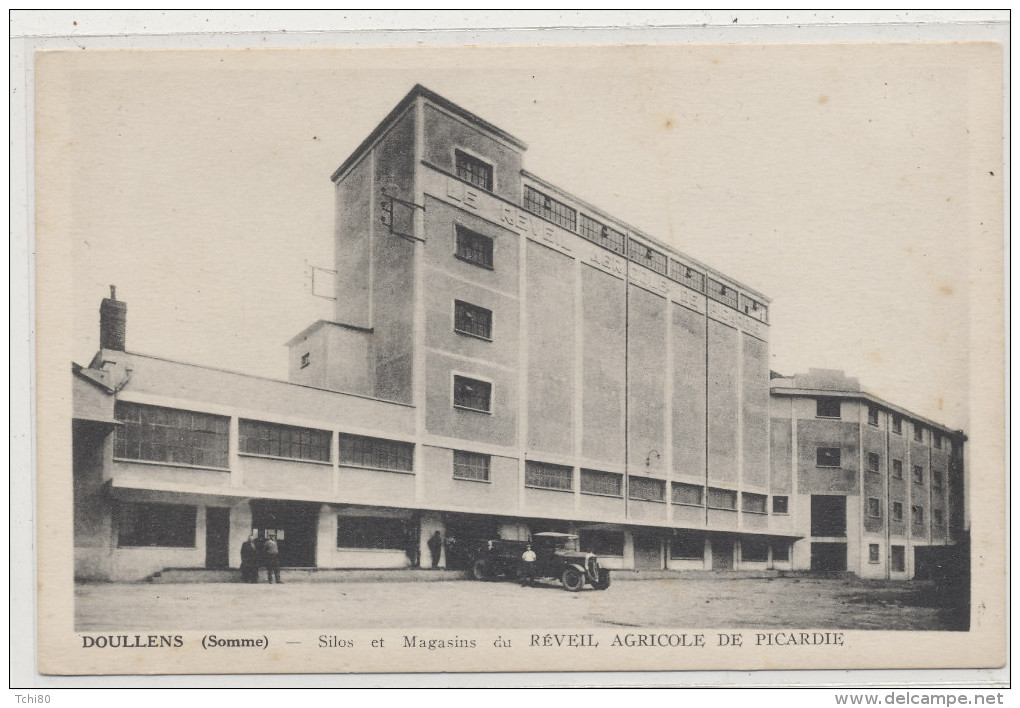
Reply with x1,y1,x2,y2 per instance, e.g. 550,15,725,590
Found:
240,536,259,583
263,536,282,584
427,531,443,569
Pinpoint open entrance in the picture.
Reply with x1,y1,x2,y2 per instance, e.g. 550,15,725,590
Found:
633,532,664,570
444,512,501,571
250,499,319,568
811,542,847,571
204,507,230,569
810,495,847,537
711,537,734,570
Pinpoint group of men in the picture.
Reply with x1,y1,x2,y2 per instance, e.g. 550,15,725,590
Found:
239,535,282,584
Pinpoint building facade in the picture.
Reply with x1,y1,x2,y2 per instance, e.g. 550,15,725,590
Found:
71,85,964,581
770,369,966,579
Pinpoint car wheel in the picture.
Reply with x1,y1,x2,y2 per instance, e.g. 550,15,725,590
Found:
593,569,612,591
472,559,489,581
562,567,585,592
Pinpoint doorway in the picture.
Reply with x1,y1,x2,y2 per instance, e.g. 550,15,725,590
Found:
811,542,847,571
711,537,734,570
205,507,230,569
444,513,501,571
249,499,320,567
633,532,663,570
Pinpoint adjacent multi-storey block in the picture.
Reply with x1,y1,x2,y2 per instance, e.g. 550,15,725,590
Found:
770,369,966,578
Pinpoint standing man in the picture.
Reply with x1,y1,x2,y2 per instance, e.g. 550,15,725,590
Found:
240,535,259,583
427,531,443,569
263,535,282,584
520,544,537,587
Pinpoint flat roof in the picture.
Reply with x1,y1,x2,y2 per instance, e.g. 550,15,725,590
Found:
331,84,528,182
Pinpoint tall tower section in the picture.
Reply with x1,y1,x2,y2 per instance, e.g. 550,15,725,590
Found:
288,92,425,403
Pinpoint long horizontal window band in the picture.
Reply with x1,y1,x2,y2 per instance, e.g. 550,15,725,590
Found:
627,239,667,276
453,450,490,482
238,419,331,463
454,300,493,340
668,259,706,292
338,433,414,472
118,502,197,548
578,213,626,255
629,476,665,502
114,401,229,469
739,293,769,323
579,469,622,497
707,487,738,510
672,482,704,506
525,461,573,492
523,184,577,231
706,277,739,309
337,515,414,550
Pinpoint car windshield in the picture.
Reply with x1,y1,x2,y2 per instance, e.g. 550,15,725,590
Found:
546,536,579,551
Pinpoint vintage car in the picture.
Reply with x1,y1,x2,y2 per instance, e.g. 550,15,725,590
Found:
469,532,611,591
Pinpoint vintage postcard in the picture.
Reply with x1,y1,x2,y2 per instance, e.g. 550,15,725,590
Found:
30,37,1006,678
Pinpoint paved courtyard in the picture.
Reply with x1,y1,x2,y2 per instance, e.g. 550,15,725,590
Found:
75,575,966,632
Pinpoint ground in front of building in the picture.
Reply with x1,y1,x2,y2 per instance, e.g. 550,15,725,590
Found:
75,575,966,632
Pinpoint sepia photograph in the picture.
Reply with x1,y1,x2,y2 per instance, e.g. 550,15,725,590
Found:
24,18,1006,681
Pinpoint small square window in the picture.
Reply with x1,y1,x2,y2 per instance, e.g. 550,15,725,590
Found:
867,452,881,473
933,509,944,526
868,406,879,426
454,300,493,340
772,496,789,515
892,415,903,435
300,352,310,369
816,397,841,418
455,149,493,191
892,459,903,479
867,498,881,518
914,423,924,442
453,375,492,413
912,505,924,524
912,465,924,484
933,433,942,449
816,447,841,467
868,544,880,563
932,469,944,492
892,502,904,521
455,225,494,269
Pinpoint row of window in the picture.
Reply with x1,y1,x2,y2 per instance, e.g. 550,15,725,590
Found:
581,531,788,563
866,498,945,526
520,464,787,513
452,152,767,322
817,445,944,489
819,398,947,448
116,501,792,562
114,402,414,473
522,184,767,321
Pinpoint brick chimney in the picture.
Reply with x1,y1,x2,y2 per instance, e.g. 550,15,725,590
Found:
99,285,126,351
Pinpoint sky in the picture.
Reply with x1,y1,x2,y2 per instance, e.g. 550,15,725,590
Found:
37,43,1003,432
